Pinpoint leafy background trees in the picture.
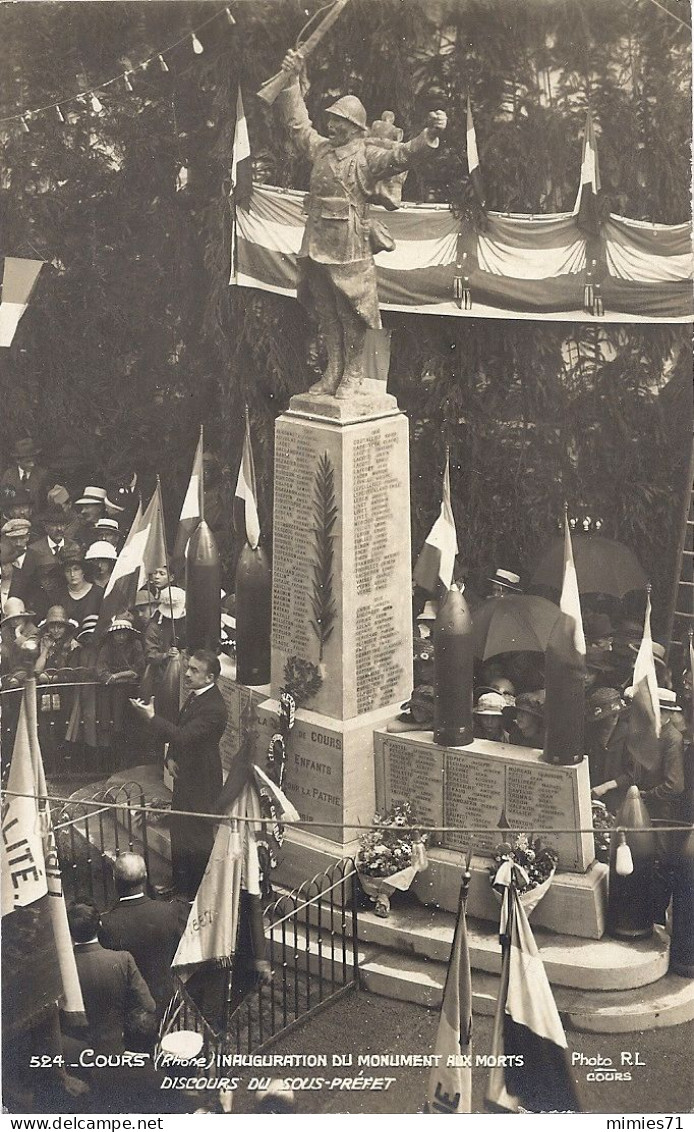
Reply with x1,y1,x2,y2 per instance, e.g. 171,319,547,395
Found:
1,0,691,632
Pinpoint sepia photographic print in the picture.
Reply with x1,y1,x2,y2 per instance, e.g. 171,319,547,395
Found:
1,0,693,1122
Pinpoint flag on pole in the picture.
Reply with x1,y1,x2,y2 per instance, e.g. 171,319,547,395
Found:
1,682,86,1028
94,485,166,637
688,629,694,738
413,455,458,594
230,88,253,283
425,876,473,1113
486,867,580,1113
172,762,296,977
573,107,601,237
234,410,261,550
466,97,486,208
231,88,252,209
0,257,44,347
172,430,204,579
544,512,586,764
627,589,661,771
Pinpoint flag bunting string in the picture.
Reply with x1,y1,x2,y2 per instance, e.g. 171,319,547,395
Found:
3,787,688,836
0,4,240,126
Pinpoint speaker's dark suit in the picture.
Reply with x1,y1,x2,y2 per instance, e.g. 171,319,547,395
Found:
99,894,185,1020
148,683,227,899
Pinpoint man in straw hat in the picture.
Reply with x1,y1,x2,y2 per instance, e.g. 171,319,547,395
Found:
277,47,447,399
487,567,522,599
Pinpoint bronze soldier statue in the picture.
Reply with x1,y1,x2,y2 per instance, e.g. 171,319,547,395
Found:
277,49,447,399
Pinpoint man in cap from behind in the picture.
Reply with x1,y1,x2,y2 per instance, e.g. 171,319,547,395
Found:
585,687,632,814
277,47,447,398
1,436,52,509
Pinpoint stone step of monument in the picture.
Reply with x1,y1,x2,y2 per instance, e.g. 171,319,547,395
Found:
358,946,694,1034
267,914,694,1033
344,898,670,993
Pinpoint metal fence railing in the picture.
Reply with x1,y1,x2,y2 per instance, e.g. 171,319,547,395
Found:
160,859,360,1057
53,781,159,909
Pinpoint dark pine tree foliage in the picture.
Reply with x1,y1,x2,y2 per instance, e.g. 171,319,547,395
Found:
1,0,691,628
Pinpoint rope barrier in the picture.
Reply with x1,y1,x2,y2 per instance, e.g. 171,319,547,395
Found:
3,787,691,837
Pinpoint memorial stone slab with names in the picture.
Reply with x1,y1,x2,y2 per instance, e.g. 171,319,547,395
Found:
271,404,413,722
375,731,594,872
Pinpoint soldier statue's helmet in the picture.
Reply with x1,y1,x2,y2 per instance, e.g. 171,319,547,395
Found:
325,95,368,132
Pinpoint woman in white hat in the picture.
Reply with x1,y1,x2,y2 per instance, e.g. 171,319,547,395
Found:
1,597,39,683
85,540,118,589
473,690,512,742
35,605,79,679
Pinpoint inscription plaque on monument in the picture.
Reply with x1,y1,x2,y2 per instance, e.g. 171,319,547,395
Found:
375,732,594,872
378,736,445,845
271,411,413,721
254,701,344,845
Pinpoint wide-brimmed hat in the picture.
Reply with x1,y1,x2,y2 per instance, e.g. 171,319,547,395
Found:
47,484,70,508
74,487,107,507
657,687,682,713
584,612,614,640
95,518,120,534
2,597,36,622
398,685,434,725
107,617,139,634
586,687,626,722
75,614,99,642
1,518,31,538
487,568,522,592
157,586,186,620
512,690,545,720
13,437,40,460
38,606,78,634
85,541,118,562
627,640,667,667
474,691,508,716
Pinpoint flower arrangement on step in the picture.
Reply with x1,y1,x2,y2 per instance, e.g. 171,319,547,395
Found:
490,833,559,917
356,802,428,918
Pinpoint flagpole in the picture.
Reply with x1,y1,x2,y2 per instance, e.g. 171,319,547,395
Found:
157,475,178,651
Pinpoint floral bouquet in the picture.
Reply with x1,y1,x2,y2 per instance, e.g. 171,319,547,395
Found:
356,803,428,917
490,833,559,917
591,799,616,864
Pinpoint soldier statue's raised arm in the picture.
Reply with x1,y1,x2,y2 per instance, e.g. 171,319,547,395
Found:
276,48,447,400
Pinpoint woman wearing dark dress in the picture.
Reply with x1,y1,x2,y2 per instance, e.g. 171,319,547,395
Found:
56,548,103,749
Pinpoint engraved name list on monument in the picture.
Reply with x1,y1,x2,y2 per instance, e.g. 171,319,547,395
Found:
351,428,405,714
272,427,332,662
380,737,445,842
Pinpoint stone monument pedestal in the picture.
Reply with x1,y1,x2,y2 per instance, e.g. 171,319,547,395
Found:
269,391,414,885
374,728,607,938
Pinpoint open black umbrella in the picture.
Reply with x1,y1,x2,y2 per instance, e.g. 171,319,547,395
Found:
531,535,647,598
471,594,560,660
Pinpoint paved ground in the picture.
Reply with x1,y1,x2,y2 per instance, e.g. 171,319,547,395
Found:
230,988,694,1116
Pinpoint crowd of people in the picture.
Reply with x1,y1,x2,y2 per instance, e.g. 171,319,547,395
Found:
400,566,692,831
